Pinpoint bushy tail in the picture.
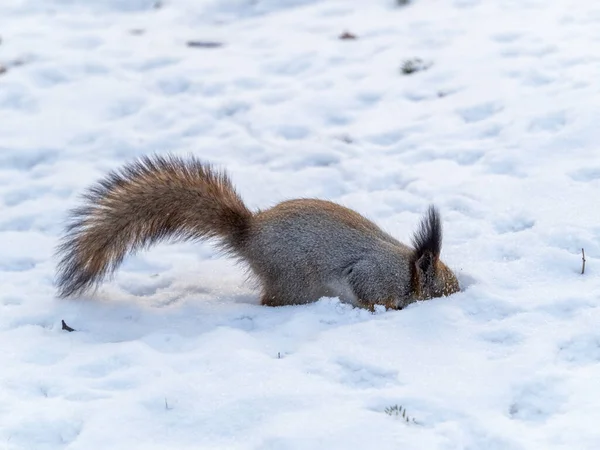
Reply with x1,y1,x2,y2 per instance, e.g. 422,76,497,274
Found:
55,154,253,298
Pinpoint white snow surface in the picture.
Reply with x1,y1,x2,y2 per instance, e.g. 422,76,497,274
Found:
1,0,600,448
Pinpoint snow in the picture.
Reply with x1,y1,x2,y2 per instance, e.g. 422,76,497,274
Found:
1,0,600,448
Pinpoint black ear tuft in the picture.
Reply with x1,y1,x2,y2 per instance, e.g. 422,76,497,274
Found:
411,205,442,260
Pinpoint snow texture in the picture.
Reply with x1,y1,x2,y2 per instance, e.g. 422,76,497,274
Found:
1,0,600,448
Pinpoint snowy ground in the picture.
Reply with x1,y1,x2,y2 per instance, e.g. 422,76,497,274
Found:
1,0,600,448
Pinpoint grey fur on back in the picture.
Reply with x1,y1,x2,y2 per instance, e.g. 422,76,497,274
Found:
247,199,414,308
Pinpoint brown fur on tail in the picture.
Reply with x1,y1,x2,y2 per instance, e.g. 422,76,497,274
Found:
55,155,252,298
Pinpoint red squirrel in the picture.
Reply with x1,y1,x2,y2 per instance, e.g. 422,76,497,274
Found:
56,155,460,309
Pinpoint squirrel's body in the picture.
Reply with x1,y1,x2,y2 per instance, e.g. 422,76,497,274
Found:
248,199,415,307
56,155,459,309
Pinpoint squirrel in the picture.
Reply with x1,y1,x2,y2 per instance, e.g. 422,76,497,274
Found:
55,154,460,310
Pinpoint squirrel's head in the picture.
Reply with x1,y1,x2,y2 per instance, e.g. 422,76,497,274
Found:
410,206,460,301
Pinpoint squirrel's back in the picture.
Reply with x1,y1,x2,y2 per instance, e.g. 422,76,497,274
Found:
56,154,460,309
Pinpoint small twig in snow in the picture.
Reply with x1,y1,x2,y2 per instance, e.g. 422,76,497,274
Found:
581,248,586,275
187,41,224,49
61,320,75,332
384,405,417,424
401,58,432,75
339,31,357,40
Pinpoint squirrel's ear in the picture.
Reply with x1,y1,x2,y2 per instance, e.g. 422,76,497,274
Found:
411,206,443,297
411,205,442,260
414,250,437,282
416,250,435,274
